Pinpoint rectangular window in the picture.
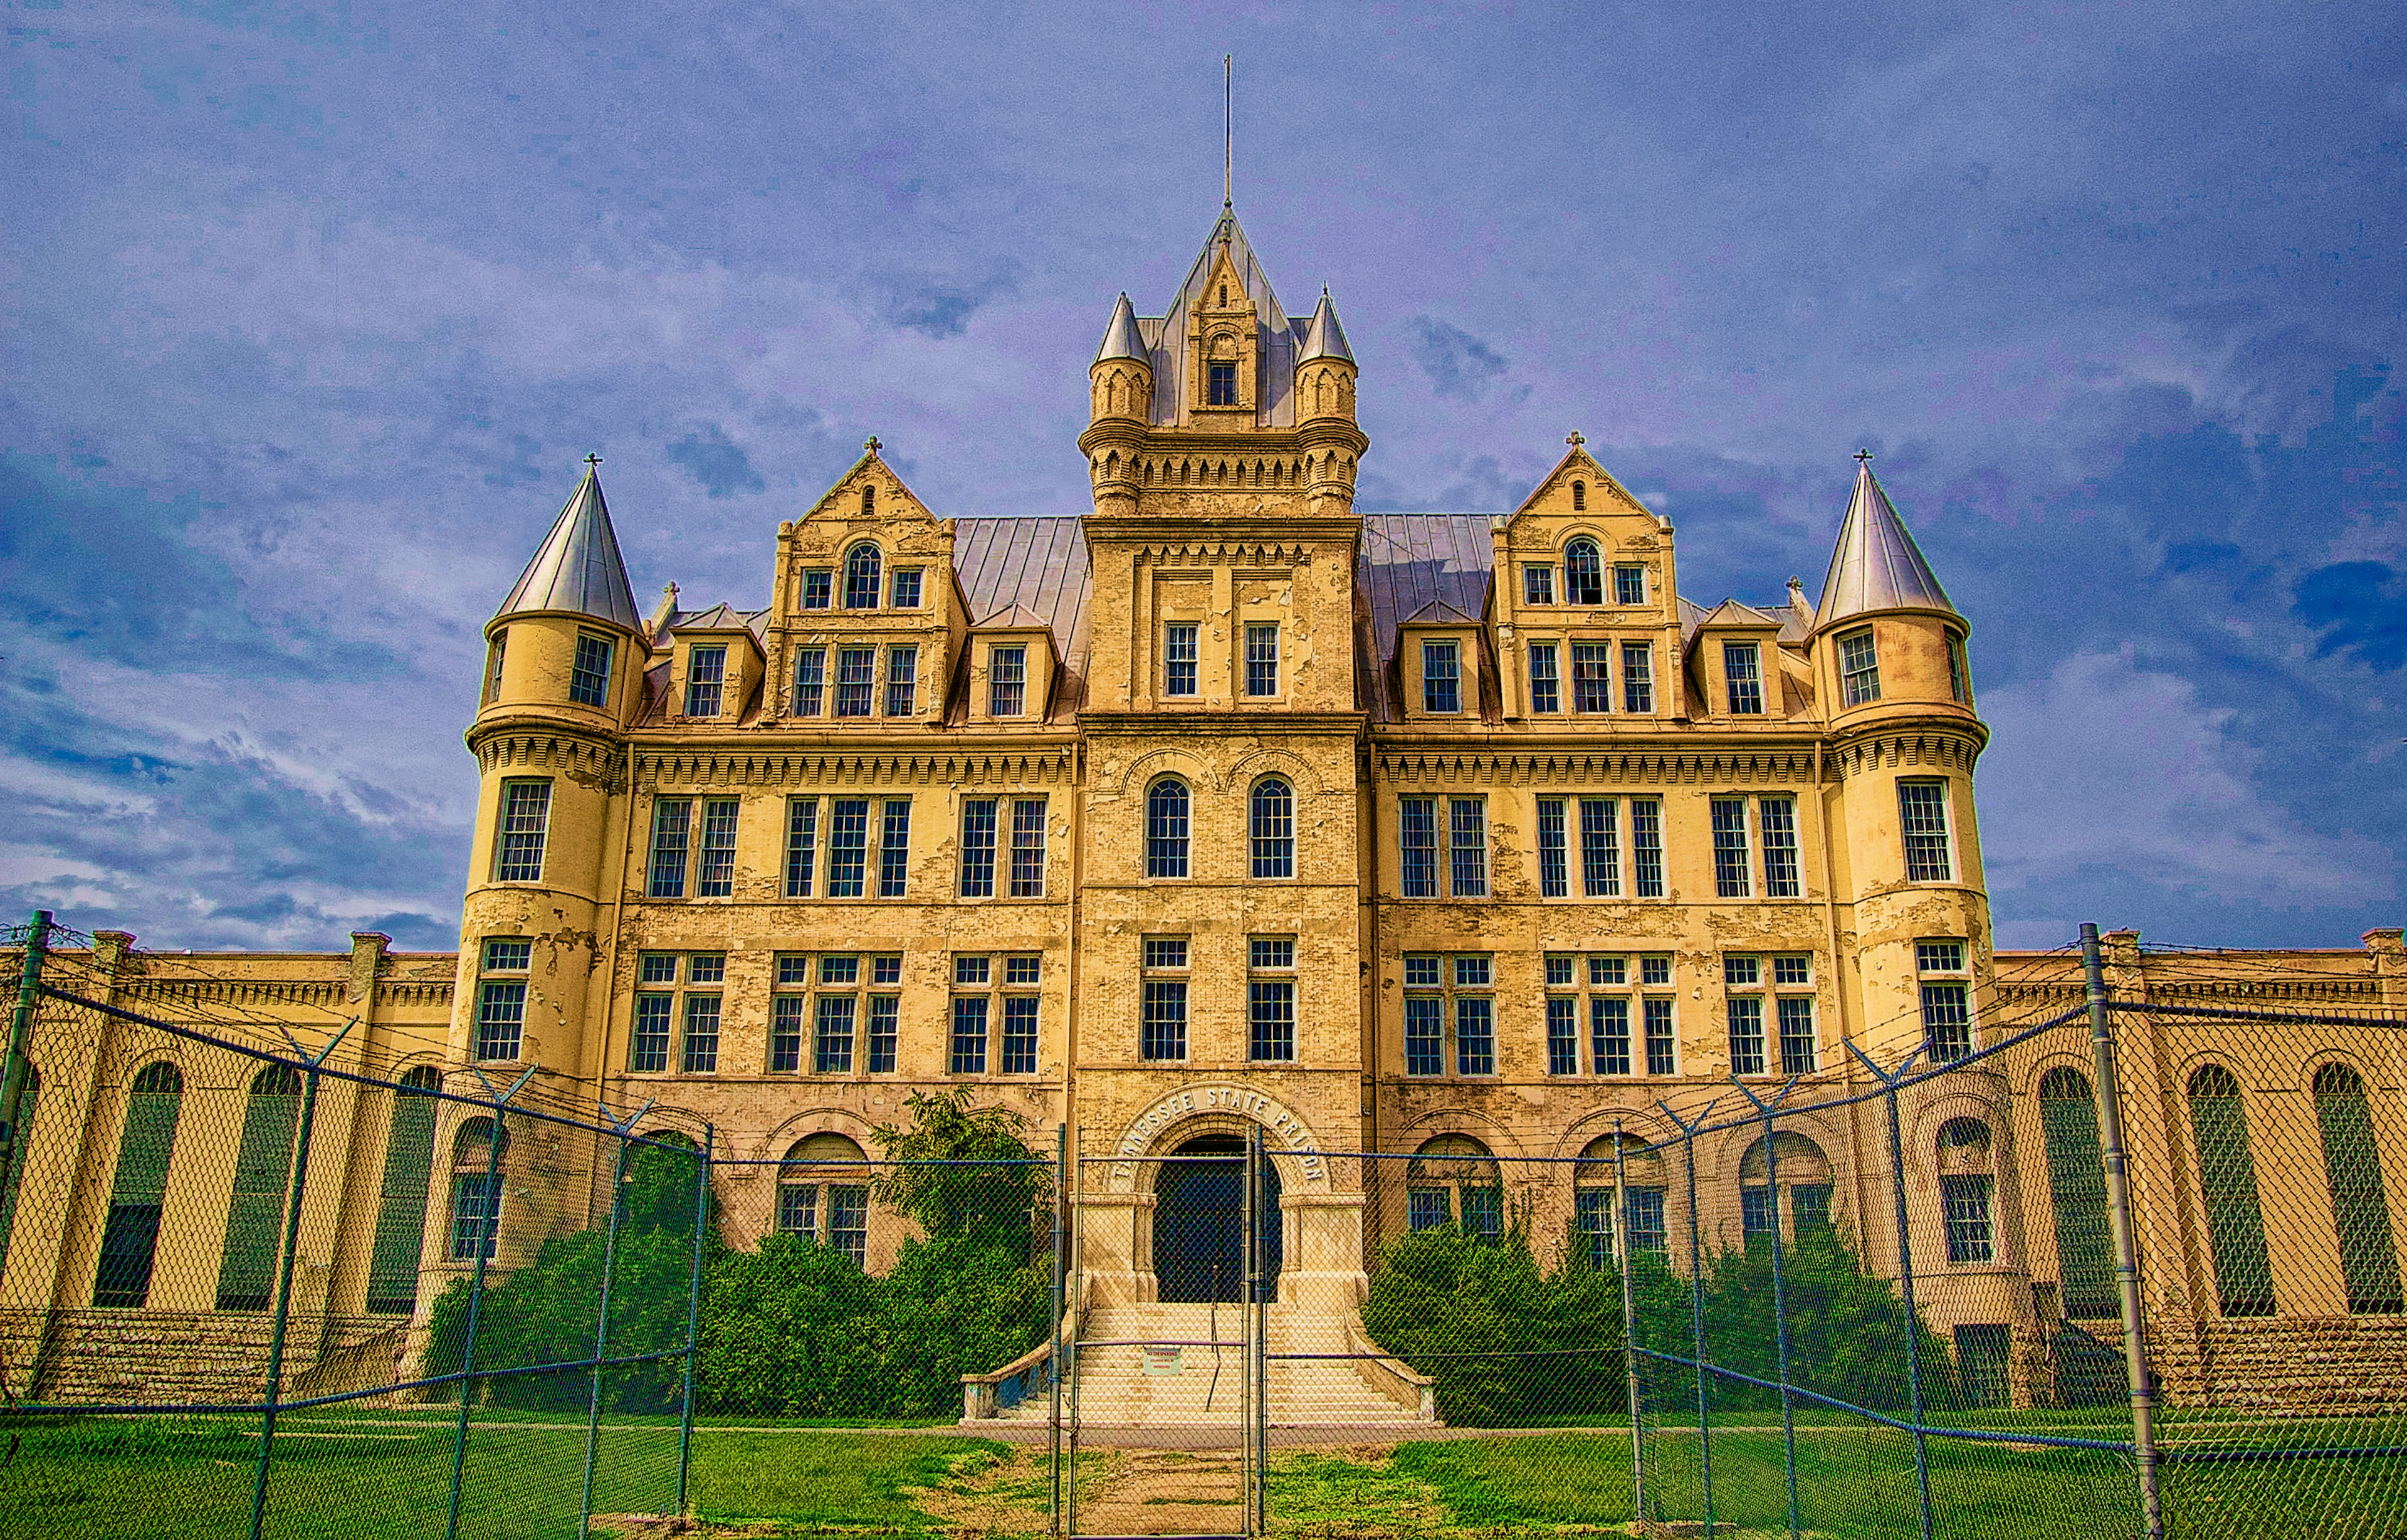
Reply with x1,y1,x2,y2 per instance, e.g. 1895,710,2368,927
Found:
1547,997,1579,1076
1922,983,1972,1062
1917,940,1965,974
1571,643,1612,713
886,644,918,716
768,995,803,1073
826,798,869,897
867,995,899,1074
1613,564,1647,607
1644,997,1677,1075
1591,997,1632,1076
1208,359,1237,406
1629,797,1664,897
696,798,738,898
990,645,1027,716
474,980,524,1061
791,647,826,716
814,996,856,1074
1580,797,1621,897
1164,623,1198,696
950,996,989,1074
1728,995,1766,1077
1408,1188,1451,1232
800,570,832,609
834,647,875,718
784,799,819,897
684,645,726,716
828,1185,869,1265
1400,797,1439,898
1773,954,1812,986
1724,641,1763,715
1625,1188,1668,1254
1590,955,1626,987
960,799,997,898
1711,797,1752,898
1249,977,1296,1063
1760,796,1800,898
1141,979,1188,1062
485,632,506,705
1460,1186,1504,1239
1622,642,1654,713
1899,781,1954,882
1524,565,1555,604
1536,798,1568,897
570,632,614,708
1742,1185,1776,1239
633,992,674,1072
890,567,923,609
1245,623,1279,697
681,994,721,1073
1010,799,1047,898
495,780,552,883
879,799,911,897
1454,996,1494,1076
647,799,691,899
450,1175,500,1262
1793,1183,1833,1232
1422,640,1461,714
1140,938,1185,972
1943,1175,1994,1263
1528,641,1560,713
1449,798,1487,898
1001,997,1040,1076
1840,628,1881,706
1404,995,1444,1077
1948,634,1971,704
1778,997,1817,1074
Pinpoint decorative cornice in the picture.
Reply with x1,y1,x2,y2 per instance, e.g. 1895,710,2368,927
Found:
473,731,625,779
636,748,1076,792
1375,748,1818,788
1827,728,1985,780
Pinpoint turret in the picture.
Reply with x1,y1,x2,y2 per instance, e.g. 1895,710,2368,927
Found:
1294,285,1362,516
478,459,644,728
1810,455,1973,726
1086,293,1153,516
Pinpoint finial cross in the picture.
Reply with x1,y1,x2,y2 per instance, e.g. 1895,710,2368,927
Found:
1854,448,1874,464
584,453,602,468
864,436,882,456
1566,431,1585,447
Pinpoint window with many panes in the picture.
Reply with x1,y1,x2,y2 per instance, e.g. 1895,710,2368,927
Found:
1917,940,1973,1061
1759,795,1801,898
1164,623,1198,697
1528,642,1560,713
1565,540,1603,605
784,799,820,896
878,800,911,897
1899,780,1953,882
958,797,1048,898
1723,641,1762,715
1009,797,1047,897
1402,953,1495,1076
1622,642,1654,713
1546,952,1677,1076
1523,565,1555,605
779,795,909,899
1245,624,1279,697
570,631,614,708
960,799,997,897
1613,564,1647,607
1249,936,1296,1062
1571,643,1612,713
890,567,922,609
474,939,530,1061
493,780,551,883
778,1134,871,1265
886,645,918,716
684,645,726,716
770,952,902,1076
800,570,832,609
1146,778,1190,878
989,646,1026,716
1711,797,1752,898
1838,628,1881,705
628,951,723,1073
1724,953,1816,1076
790,647,826,716
1397,796,1496,897
1250,778,1293,879
1449,798,1488,896
1207,360,1238,406
834,647,875,717
647,797,738,900
1422,640,1460,714
842,545,882,609
1408,1136,1504,1238
1943,1174,1994,1264
947,953,1039,1076
1140,938,1188,1061
1536,798,1570,897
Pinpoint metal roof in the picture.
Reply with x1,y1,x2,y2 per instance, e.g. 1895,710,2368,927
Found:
494,464,642,631
1296,288,1354,365
1144,208,1302,429
1358,513,1496,720
1094,292,1150,365
953,515,1091,715
1813,459,1957,631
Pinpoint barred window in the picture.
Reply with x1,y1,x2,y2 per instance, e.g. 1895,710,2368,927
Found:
217,1066,303,1311
834,647,875,718
1621,642,1654,714
2187,1066,2275,1317
960,799,998,898
1449,797,1487,898
1899,780,1953,881
683,645,725,717
842,543,882,609
1251,778,1294,879
1141,938,1189,1062
1146,778,1190,879
1245,623,1279,697
1613,563,1647,607
879,799,911,897
1565,539,1603,605
1399,797,1439,898
363,1067,439,1315
1422,640,1461,714
570,632,614,708
891,566,923,609
2312,1063,2403,1314
1536,797,1568,897
1571,643,1612,713
1580,797,1621,896
886,644,918,717
695,798,738,898
1630,797,1665,898
826,798,870,897
1524,564,1555,605
1528,641,1560,713
1839,628,1881,706
790,646,826,716
1164,622,1198,696
785,798,819,897
990,645,1027,717
1249,936,1296,1062
1724,641,1762,715
494,780,552,883
1760,795,1800,898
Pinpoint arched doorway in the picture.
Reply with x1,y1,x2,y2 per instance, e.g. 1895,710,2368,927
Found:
1152,1134,1282,1302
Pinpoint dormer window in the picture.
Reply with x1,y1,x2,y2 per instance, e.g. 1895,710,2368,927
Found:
990,646,1027,717
842,545,882,609
1724,641,1764,715
1565,540,1603,605
1422,640,1462,715
800,570,832,610
684,646,726,717
1208,361,1238,407
1839,628,1881,706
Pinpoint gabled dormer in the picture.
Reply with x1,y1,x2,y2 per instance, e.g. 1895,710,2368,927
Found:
1687,600,1790,723
963,605,1062,726
661,603,767,726
1398,600,1490,723
1188,238,1262,424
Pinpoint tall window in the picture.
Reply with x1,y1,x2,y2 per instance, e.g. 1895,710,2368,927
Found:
1917,940,1972,1061
1724,641,1763,714
493,780,552,883
1208,360,1238,406
1545,953,1674,1076
790,646,826,716
1740,1133,1833,1244
2038,1067,2117,1318
1565,539,1603,605
878,799,911,897
885,644,918,716
696,797,738,898
648,799,693,898
1838,628,1881,705
1251,778,1294,879
483,630,506,704
1536,798,1568,898
570,632,614,708
1575,1136,1668,1265
1621,642,1654,713
1408,1136,1503,1238
772,953,899,1075
1245,624,1279,697
842,543,883,609
834,647,875,717
364,1067,440,1314
1400,953,1493,1077
1759,795,1801,898
1249,936,1296,1062
681,964,723,1073
784,798,820,896
1947,634,1971,704
2314,1063,2404,1314
826,797,870,896
1164,623,1198,696
1449,797,1488,898
960,800,998,898
949,953,1039,1076
1571,479,1586,511
1613,564,1647,607
1399,797,1439,898
1523,565,1555,605
1711,797,1752,898
1422,640,1461,713
448,1118,505,1262
1724,953,1814,1076
1141,938,1188,1061
93,1062,182,1307
950,956,991,1074
1571,644,1612,713
989,646,1027,716
1146,778,1190,878
1528,642,1560,712
1724,955,1766,1077
1899,780,1954,881
778,1134,871,1265
1010,797,1047,898
2186,1066,2275,1316
1580,798,1620,897
1938,1118,1995,1265
217,1064,303,1310
890,566,923,609
475,938,530,1062
627,950,723,1074
683,645,726,716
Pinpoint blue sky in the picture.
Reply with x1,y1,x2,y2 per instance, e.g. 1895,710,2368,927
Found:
3,1,2399,953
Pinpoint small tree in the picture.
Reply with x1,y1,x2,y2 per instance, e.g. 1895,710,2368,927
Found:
870,1088,1054,1253
1362,1224,1627,1425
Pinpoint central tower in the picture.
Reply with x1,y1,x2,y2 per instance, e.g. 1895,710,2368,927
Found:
1070,207,1373,1315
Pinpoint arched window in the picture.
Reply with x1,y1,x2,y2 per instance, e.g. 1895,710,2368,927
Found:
778,1133,871,1265
1407,1135,1503,1239
364,1067,441,1314
1937,1118,1995,1264
0,1062,38,1283
217,1064,304,1310
2186,1066,2275,1316
2314,1063,2403,1314
449,1117,507,1262
95,1061,184,1307
1573,1134,1665,1265
1250,777,1294,879
861,485,876,517
1738,1131,1834,1244
1146,778,1190,879
842,543,883,609
1572,479,1586,511
2037,1067,2116,1318
1565,538,1603,605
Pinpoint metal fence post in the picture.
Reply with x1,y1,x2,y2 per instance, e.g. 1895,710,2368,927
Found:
248,1022,348,1540
676,1124,711,1519
1066,1129,1082,1540
2082,923,2165,1540
0,911,51,1216
447,1066,531,1540
1050,1121,1067,1533
1748,1086,1802,1540
1843,1038,1937,1540
580,1112,642,1539
1612,1120,1645,1524
1242,1124,1261,1538
1677,1116,1716,1535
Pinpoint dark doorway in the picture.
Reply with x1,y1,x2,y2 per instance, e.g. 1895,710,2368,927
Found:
1152,1134,1282,1302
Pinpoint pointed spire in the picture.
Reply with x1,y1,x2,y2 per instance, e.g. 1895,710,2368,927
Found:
494,460,642,632
1296,286,1354,365
1094,291,1150,365
1813,454,1956,631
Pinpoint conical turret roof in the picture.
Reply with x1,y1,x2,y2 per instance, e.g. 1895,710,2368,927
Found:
1297,286,1353,365
495,462,642,632
1813,458,1956,631
1094,291,1150,365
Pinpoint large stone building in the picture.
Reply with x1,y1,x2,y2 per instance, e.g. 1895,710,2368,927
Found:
2,205,2400,1417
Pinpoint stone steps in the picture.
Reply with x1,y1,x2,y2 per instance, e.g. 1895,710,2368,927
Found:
1000,1302,1432,1425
